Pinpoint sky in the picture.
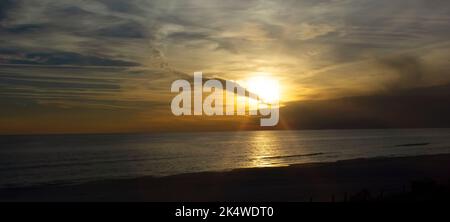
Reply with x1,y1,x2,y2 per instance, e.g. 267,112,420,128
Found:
0,0,449,134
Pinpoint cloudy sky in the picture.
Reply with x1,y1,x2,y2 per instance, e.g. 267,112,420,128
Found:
0,0,449,134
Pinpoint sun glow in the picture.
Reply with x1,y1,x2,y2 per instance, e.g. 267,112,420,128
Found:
246,75,280,104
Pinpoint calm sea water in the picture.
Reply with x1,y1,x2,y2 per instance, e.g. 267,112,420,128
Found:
1,129,450,188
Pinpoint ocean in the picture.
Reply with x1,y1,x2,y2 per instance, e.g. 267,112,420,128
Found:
1,129,450,188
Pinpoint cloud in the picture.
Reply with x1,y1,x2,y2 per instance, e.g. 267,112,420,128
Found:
95,21,151,39
167,31,210,42
296,23,337,40
0,0,16,21
280,83,450,129
97,0,145,14
0,65,179,111
2,0,447,77
0,23,45,34
377,55,424,90
0,49,140,66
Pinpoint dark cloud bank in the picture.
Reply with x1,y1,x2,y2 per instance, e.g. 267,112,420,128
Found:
279,83,450,129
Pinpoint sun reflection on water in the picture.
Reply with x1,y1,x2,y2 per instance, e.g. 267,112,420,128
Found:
248,131,289,168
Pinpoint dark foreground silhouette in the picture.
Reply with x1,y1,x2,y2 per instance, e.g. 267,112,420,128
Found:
1,154,450,202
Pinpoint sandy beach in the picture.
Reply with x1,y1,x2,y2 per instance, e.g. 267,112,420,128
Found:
1,153,450,202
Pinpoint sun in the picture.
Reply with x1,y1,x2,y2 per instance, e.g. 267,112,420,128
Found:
246,75,280,104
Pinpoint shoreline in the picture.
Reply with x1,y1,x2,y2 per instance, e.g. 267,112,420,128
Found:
1,153,450,201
